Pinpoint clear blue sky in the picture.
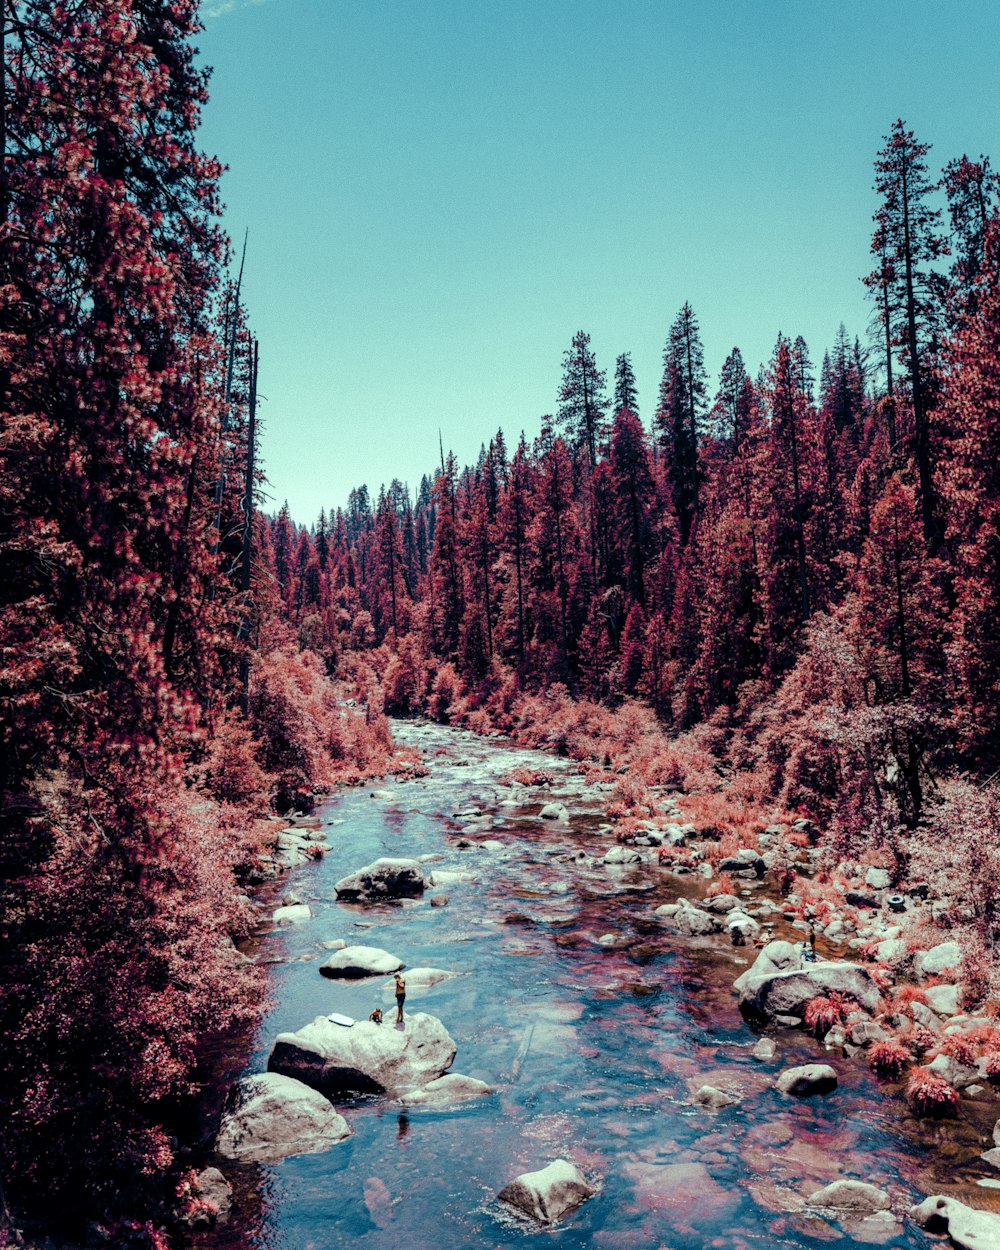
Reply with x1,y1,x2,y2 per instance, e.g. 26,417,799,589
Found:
196,0,999,525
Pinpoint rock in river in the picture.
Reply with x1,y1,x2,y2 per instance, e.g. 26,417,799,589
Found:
319,945,404,978
736,941,880,1022
334,857,426,902
776,1064,838,1097
693,1084,739,1109
397,1073,493,1107
215,1072,351,1163
268,1011,457,1095
911,1194,1000,1250
808,1180,890,1214
498,1158,597,1224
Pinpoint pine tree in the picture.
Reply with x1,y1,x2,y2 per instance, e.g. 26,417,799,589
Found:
943,154,1000,318
654,303,707,542
613,352,639,416
865,119,949,542
557,330,609,469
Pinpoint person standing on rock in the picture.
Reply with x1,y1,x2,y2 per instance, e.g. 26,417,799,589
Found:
394,972,406,1025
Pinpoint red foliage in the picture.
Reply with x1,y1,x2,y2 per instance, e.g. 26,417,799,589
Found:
803,991,855,1036
906,1067,959,1117
868,1039,911,1079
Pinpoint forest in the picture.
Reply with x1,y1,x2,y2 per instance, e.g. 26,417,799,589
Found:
1,0,999,1247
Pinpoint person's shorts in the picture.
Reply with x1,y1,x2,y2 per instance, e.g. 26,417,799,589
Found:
396,993,405,1006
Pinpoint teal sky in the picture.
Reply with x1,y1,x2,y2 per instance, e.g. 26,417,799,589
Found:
196,0,999,525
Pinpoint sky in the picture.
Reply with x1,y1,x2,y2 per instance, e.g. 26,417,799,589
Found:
195,0,999,525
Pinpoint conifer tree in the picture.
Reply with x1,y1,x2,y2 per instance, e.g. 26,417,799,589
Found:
613,352,639,416
557,330,609,469
866,119,948,541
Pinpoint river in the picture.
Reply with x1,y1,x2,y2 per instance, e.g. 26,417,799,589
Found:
191,718,993,1249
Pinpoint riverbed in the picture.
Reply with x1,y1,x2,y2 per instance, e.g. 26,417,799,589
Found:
192,719,993,1249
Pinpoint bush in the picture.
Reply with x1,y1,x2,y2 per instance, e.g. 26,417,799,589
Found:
906,1067,959,1117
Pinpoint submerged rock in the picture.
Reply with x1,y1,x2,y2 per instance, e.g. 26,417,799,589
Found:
215,1072,350,1163
272,903,311,924
808,1180,890,1214
751,1037,778,1061
693,1084,739,1109
776,1064,838,1097
397,1073,493,1107
911,1194,1000,1250
268,1011,457,1095
334,858,426,902
319,945,404,978
498,1158,597,1224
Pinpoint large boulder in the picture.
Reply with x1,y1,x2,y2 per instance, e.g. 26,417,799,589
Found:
911,1195,1000,1250
215,1073,350,1163
268,1011,456,1096
738,954,881,1023
397,1074,493,1107
733,941,803,994
498,1158,597,1224
776,1064,838,1097
915,940,962,981
379,967,455,1000
319,945,404,978
334,857,426,902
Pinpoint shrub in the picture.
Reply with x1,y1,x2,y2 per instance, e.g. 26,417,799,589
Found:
868,1039,911,1079
906,1067,959,1117
803,991,855,1036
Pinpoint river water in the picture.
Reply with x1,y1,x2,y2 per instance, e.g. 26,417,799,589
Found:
192,719,993,1250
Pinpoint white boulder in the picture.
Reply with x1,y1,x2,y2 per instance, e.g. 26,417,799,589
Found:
215,1073,350,1163
334,857,426,902
319,945,404,978
911,1194,1000,1250
498,1158,597,1224
776,1064,838,1097
268,1011,456,1095
397,1073,493,1107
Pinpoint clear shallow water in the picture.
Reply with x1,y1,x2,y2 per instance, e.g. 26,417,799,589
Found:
191,720,977,1250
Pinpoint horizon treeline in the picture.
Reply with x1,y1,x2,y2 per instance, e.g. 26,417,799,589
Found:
274,119,1000,843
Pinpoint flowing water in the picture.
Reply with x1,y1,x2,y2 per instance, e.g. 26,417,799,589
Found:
192,720,997,1250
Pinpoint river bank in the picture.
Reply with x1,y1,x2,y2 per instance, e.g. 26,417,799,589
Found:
189,718,1000,1249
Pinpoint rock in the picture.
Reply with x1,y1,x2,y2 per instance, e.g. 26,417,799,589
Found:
925,983,962,1017
379,967,454,999
776,1064,838,1097
497,1158,597,1224
397,1074,493,1107
927,1052,980,1090
661,898,724,936
733,940,804,993
910,1194,1000,1250
850,1021,888,1046
981,1148,1000,1170
808,1180,890,1214
282,888,307,906
916,940,962,981
215,1073,351,1163
319,945,404,978
875,938,909,966
911,1001,944,1034
994,1119,1000,1147
268,1012,456,1095
539,803,569,822
481,840,504,852
272,903,311,924
738,954,881,1023
178,1167,232,1229
430,894,449,908
846,890,879,909
428,870,477,886
865,867,891,891
727,910,761,941
602,845,644,865
752,1038,777,1061
693,1084,738,1109
334,858,426,902
703,893,741,913
322,938,347,951
720,849,766,877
